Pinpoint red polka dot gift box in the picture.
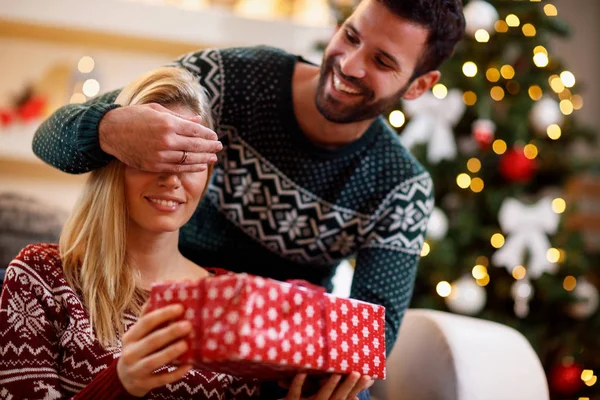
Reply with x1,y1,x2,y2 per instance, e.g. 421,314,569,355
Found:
147,273,386,380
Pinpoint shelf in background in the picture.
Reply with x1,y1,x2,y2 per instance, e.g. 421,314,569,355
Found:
0,0,332,56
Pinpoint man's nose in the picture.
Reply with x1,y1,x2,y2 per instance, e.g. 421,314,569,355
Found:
339,49,367,80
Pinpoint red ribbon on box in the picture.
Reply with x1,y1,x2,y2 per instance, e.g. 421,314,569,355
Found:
147,274,386,380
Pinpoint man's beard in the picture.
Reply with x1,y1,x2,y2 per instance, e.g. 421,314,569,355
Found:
315,56,410,124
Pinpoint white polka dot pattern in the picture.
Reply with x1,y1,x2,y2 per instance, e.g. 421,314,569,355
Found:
147,274,386,379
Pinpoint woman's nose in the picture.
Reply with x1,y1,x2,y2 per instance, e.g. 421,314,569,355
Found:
158,173,182,189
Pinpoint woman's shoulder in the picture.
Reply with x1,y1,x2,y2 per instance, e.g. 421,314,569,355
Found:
8,243,64,284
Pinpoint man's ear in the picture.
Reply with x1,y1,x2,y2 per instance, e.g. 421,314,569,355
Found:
402,70,441,100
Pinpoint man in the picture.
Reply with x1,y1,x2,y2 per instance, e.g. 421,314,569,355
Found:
34,0,464,396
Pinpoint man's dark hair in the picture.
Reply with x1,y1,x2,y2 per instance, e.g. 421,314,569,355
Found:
377,0,465,79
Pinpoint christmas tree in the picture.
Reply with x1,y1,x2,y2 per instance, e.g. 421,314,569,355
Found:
326,0,600,398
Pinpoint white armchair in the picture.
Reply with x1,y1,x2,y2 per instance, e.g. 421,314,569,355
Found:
370,309,550,400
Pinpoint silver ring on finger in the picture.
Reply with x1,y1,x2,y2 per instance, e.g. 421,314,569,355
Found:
179,150,188,164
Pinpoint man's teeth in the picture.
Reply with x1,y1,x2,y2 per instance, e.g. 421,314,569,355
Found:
149,198,179,207
333,74,360,94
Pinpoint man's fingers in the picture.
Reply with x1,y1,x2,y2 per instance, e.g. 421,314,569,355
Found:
329,372,360,399
174,117,218,140
346,376,373,400
175,136,223,154
315,374,342,400
162,150,218,166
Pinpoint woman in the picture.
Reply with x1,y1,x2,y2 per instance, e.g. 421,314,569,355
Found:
0,67,371,400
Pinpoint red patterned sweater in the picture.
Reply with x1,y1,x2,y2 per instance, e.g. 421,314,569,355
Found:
0,243,260,399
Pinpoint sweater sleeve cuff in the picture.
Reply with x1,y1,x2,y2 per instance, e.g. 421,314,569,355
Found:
75,102,121,166
74,358,139,400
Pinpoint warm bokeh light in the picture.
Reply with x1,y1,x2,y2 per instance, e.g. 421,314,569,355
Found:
558,89,572,101
547,248,560,263
552,198,567,214
495,20,509,33
506,81,520,95
523,144,538,160
463,62,478,77
78,56,95,73
472,265,488,280
476,275,490,287
467,158,481,173
492,139,507,154
421,242,431,257
584,376,597,386
432,83,448,99
70,93,87,104
534,52,549,67
389,110,406,128
491,233,505,249
544,4,558,16
560,99,574,115
522,23,536,37
563,276,577,291
561,71,576,87
475,29,490,43
572,94,584,110
463,91,477,106
512,265,527,280
547,124,562,140
82,79,100,97
500,65,515,79
528,85,543,101
457,173,472,189
534,46,548,56
486,68,501,82
475,256,489,267
490,86,505,101
582,370,594,382
470,177,484,193
506,14,520,27
550,76,565,93
436,281,452,297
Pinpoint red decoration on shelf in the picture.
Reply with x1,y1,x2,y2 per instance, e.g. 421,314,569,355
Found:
549,362,584,396
0,108,16,127
17,96,47,122
499,147,537,183
472,119,495,150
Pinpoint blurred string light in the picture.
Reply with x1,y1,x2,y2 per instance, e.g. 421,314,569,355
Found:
475,29,490,43
421,242,431,257
547,124,562,140
78,56,95,73
558,89,572,101
544,4,558,17
563,276,577,291
486,67,500,82
432,83,448,99
584,376,597,387
457,173,471,189
476,256,489,267
572,94,584,110
534,45,548,56
546,248,560,263
533,52,549,67
492,139,507,154
476,274,490,286
560,71,576,87
528,85,543,101
505,14,520,27
470,177,484,193
549,75,565,93
472,265,488,279
463,91,477,106
552,197,567,213
389,110,405,128
500,65,515,79
491,233,505,249
467,158,481,173
69,93,87,104
82,79,100,97
523,143,538,159
436,281,452,297
512,265,527,280
522,23,536,37
560,99,574,115
463,62,478,77
491,86,505,101
495,20,509,33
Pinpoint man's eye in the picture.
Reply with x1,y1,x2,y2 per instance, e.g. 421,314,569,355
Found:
345,31,359,44
376,58,391,68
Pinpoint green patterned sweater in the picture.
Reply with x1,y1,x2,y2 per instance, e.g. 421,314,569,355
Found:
33,46,434,354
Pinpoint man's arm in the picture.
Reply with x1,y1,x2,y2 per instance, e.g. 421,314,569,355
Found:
33,52,223,175
350,172,434,355
33,90,121,174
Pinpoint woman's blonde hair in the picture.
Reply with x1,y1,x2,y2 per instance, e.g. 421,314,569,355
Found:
60,67,214,347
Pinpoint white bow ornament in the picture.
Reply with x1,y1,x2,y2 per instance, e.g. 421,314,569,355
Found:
400,89,466,164
492,197,560,279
